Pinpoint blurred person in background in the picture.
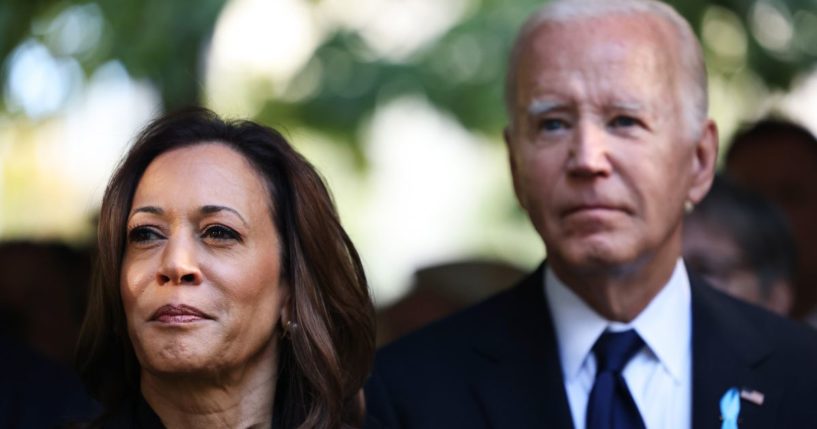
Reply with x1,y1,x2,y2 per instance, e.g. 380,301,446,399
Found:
365,1,817,428
0,241,99,427
725,119,817,327
0,241,91,365
683,175,795,316
376,259,524,346
75,108,375,428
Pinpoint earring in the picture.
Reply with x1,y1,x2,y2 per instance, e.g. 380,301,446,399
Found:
684,200,694,214
283,319,299,338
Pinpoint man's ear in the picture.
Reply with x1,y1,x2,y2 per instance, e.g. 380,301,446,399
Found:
687,119,719,205
504,126,527,211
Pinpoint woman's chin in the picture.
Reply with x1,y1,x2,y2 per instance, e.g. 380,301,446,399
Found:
137,342,224,377
142,361,223,381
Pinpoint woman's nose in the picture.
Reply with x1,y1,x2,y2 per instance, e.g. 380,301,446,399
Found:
156,235,203,286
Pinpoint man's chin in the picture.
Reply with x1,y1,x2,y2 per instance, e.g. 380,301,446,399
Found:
548,241,636,274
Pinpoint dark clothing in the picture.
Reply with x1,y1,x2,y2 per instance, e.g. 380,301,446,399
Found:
0,334,99,428
365,263,817,429
98,395,164,429
96,394,285,429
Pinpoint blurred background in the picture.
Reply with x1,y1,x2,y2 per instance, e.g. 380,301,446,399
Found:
2,0,817,313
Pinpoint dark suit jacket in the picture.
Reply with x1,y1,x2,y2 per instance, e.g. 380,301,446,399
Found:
365,264,817,428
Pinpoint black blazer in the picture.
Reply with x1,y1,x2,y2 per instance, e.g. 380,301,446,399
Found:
365,264,817,428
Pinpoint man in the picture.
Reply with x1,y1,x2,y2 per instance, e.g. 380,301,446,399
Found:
683,175,795,316
365,1,817,428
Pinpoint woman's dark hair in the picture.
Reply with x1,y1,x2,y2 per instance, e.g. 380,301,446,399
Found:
76,107,375,428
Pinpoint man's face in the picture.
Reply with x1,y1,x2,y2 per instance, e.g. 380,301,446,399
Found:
506,14,715,276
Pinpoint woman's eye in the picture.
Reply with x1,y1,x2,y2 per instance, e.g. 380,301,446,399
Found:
609,115,639,128
128,226,163,243
202,225,240,242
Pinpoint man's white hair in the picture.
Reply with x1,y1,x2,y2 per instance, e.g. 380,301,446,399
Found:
505,0,708,139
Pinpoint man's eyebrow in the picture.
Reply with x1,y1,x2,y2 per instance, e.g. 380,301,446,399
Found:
201,205,248,227
527,99,566,117
610,101,645,112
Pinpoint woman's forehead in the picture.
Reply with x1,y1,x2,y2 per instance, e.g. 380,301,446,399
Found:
131,143,271,218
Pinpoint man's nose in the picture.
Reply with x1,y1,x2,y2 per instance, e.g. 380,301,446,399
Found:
156,235,203,286
566,120,613,178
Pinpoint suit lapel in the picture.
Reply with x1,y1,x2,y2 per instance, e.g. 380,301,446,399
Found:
691,276,778,429
465,266,784,428
468,264,574,428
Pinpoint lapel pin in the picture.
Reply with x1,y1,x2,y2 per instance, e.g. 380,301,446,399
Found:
720,387,740,429
740,388,765,406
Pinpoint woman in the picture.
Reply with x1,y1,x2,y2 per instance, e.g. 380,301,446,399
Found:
76,107,375,428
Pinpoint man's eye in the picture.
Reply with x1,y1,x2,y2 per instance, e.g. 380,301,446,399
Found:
538,118,569,132
128,226,163,243
609,116,639,128
202,225,240,242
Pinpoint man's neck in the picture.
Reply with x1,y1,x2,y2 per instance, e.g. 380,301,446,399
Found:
140,341,278,429
551,245,682,323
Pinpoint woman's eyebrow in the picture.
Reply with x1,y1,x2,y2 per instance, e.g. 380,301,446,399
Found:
200,205,248,227
129,206,163,218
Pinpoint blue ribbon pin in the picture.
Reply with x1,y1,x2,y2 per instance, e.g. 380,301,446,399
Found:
720,387,741,429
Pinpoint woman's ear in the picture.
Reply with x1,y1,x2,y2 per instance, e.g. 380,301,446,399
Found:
279,282,292,325
276,280,294,339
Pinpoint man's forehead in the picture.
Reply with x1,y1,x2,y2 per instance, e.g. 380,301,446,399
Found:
513,15,678,102
521,13,675,60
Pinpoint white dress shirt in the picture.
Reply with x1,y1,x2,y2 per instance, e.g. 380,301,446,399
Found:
544,259,692,429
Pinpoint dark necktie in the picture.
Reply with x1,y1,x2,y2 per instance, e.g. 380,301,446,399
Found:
586,329,647,429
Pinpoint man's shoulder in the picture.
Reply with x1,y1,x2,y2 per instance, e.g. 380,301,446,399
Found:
693,279,817,363
691,281,817,426
376,279,524,365
740,296,817,356
365,266,563,429
374,264,550,376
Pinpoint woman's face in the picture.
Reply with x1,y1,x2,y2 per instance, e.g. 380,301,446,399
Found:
121,142,288,377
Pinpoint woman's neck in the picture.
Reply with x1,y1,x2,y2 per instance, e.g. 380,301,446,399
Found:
140,341,278,429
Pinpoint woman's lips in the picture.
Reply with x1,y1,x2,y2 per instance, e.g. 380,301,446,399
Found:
150,304,212,323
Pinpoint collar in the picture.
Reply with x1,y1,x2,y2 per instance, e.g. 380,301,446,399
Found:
545,259,691,383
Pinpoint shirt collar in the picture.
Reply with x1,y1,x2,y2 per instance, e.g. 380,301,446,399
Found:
545,259,691,383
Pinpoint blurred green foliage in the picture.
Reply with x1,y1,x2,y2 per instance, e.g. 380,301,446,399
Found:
2,0,816,141
1,0,226,114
